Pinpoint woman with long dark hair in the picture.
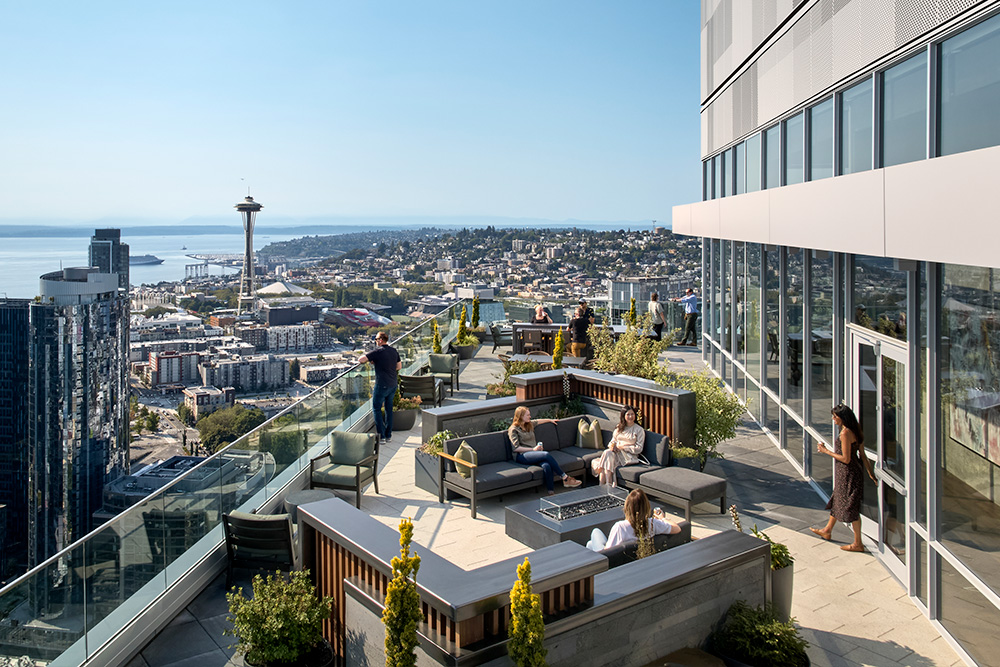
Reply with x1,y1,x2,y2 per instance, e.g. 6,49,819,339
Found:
590,406,645,486
811,404,877,552
586,488,679,551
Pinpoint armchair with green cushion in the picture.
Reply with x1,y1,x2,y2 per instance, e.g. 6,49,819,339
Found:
426,353,460,395
310,431,379,508
489,322,512,352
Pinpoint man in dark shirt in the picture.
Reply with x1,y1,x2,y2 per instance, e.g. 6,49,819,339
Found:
567,306,590,358
359,331,402,442
577,299,595,359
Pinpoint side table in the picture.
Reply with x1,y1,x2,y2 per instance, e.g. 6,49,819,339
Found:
284,488,336,524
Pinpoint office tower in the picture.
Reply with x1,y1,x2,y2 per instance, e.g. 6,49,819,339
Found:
89,228,130,289
28,267,130,566
673,2,1000,663
0,298,30,578
235,195,263,314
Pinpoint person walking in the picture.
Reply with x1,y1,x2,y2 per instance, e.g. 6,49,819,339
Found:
674,288,699,346
567,306,589,358
359,331,402,442
811,404,877,552
647,292,667,341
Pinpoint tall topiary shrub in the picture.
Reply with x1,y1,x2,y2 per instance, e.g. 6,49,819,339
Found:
383,518,422,667
432,320,442,354
508,558,547,667
457,306,469,342
551,328,565,369
627,297,637,327
471,295,480,329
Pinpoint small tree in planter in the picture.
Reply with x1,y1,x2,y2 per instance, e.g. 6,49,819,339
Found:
508,558,547,667
710,600,808,667
471,295,480,329
551,328,565,369
432,321,442,354
658,369,745,472
457,306,469,342
383,518,422,667
225,570,333,667
627,297,637,327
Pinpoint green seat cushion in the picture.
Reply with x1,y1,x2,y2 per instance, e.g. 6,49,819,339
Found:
312,463,375,488
454,441,477,478
329,431,376,463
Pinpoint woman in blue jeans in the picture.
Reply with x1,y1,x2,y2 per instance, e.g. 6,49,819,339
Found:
507,406,582,495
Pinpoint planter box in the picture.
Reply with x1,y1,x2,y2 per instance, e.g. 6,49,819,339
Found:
672,456,700,471
414,450,445,496
453,343,478,360
392,409,418,432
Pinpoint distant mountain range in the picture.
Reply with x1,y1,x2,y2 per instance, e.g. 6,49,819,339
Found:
0,215,669,238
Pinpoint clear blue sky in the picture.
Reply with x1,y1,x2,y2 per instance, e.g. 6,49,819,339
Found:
0,2,700,223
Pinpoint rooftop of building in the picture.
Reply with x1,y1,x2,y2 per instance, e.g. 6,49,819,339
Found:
124,345,964,667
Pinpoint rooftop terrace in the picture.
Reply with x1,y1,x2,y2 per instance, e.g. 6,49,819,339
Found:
123,345,964,667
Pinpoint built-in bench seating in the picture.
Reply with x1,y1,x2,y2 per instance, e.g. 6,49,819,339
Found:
438,415,726,520
598,520,692,568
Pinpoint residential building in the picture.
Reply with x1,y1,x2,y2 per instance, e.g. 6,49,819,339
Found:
672,2,1000,663
88,228,129,289
0,298,29,577
181,386,235,421
148,350,201,387
199,354,288,392
28,267,130,566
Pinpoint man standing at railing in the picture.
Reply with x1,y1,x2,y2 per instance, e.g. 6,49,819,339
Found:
359,331,402,442
674,288,700,346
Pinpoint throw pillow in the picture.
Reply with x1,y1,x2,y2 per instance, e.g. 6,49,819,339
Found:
454,441,478,478
577,418,602,449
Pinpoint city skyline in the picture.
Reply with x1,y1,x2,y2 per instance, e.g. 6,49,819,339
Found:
0,2,700,222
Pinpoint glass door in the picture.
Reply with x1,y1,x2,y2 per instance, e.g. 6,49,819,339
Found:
849,326,908,580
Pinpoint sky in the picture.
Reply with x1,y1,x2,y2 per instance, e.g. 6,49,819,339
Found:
0,2,701,224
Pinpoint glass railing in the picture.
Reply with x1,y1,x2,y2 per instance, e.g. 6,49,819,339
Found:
0,304,463,666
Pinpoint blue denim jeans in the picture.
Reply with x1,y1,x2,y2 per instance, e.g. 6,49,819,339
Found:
516,451,567,491
372,383,396,439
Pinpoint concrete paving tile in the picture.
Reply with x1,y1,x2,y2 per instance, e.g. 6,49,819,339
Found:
199,613,238,655
141,620,222,667
125,654,150,667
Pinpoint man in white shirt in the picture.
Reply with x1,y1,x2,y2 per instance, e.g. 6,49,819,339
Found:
647,292,666,341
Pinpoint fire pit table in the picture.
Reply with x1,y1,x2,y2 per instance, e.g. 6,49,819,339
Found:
505,486,631,549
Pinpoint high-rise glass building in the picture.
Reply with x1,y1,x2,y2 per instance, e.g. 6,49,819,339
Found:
0,298,30,578
674,2,1000,663
88,228,129,289
28,267,130,567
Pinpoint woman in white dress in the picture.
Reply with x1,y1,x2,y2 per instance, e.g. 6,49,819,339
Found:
591,405,645,487
587,488,680,551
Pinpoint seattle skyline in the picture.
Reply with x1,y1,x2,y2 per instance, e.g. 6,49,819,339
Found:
0,2,700,223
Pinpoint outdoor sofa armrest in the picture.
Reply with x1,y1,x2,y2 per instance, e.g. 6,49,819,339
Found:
437,451,479,469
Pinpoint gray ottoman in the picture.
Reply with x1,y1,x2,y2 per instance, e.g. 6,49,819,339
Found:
636,467,726,521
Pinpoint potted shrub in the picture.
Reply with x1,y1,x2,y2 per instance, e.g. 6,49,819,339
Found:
225,569,334,667
709,600,809,667
383,518,421,667
414,430,455,495
432,320,442,354
392,388,422,431
452,306,480,360
659,369,746,472
730,505,795,623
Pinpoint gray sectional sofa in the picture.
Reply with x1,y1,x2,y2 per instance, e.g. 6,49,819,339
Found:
438,415,726,520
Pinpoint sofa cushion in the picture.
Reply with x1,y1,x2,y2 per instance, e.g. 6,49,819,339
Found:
444,463,535,492
616,463,659,485
533,422,559,451
546,449,587,475
558,445,603,466
554,417,583,449
638,467,726,502
642,432,671,467
454,441,477,478
577,418,602,449
312,463,375,487
445,432,509,466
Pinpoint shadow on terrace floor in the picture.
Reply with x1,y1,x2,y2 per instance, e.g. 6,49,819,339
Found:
130,343,964,667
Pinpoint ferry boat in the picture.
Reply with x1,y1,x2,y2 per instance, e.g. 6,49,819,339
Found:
129,254,164,266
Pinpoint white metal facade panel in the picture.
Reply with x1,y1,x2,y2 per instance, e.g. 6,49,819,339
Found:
718,189,770,242
884,144,1000,268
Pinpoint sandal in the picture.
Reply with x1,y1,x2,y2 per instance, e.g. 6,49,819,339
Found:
809,527,831,541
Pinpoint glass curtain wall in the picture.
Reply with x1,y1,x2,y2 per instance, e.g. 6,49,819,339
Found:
764,125,780,188
881,54,927,167
746,244,762,388
853,256,908,340
746,133,761,193
810,251,835,492
809,98,834,180
785,249,805,464
939,13,1000,156
765,248,781,394
784,113,805,185
840,79,874,174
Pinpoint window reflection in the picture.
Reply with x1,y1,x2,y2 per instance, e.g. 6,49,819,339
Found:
940,263,1000,598
735,142,745,195
786,249,804,415
852,256,907,340
764,248,781,394
840,79,873,174
746,244,762,384
784,113,804,185
764,125,780,188
940,557,1000,666
809,99,834,180
746,133,761,193
810,251,835,491
940,13,1000,156
881,54,927,167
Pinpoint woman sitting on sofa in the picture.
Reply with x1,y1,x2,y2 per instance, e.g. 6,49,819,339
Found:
591,405,645,486
508,406,582,495
587,488,680,551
